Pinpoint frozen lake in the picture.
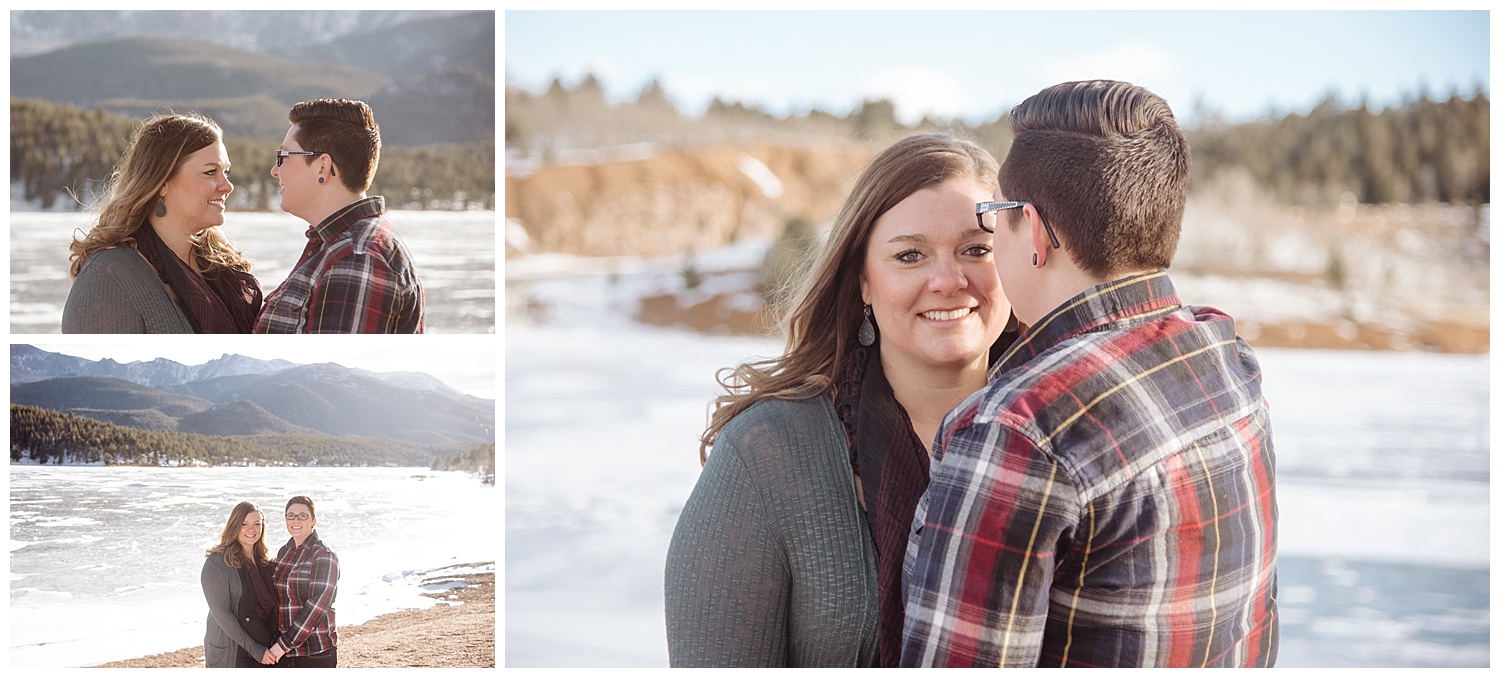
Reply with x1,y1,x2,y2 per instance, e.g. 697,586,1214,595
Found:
10,209,496,334
506,307,1489,667
10,465,497,668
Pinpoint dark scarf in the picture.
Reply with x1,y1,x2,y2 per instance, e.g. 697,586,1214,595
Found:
834,326,1022,666
833,343,929,667
134,224,262,333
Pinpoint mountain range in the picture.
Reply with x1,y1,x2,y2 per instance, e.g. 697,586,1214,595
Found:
10,345,494,445
10,10,495,145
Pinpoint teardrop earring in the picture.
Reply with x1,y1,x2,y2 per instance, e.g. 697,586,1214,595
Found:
155,197,167,218
858,305,877,347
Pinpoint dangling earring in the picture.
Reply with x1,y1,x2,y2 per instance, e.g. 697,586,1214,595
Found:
858,305,876,347
154,197,167,218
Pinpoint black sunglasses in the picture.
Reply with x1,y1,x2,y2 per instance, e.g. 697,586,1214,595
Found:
975,200,1062,250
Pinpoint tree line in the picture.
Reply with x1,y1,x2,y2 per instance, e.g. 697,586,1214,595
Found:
10,404,470,467
507,75,1488,208
431,442,495,484
12,97,495,211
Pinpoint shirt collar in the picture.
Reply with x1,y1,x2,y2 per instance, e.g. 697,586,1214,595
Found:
308,196,385,243
993,269,1182,377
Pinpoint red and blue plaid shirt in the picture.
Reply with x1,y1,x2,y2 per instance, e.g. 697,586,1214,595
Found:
273,530,340,656
901,271,1278,667
254,196,425,333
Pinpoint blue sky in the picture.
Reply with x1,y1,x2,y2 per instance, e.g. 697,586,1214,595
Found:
505,9,1490,127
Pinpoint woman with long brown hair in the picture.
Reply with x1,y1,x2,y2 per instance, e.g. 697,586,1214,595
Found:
665,133,1020,666
62,112,261,333
201,501,282,667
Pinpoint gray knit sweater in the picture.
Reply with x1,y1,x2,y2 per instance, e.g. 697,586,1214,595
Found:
664,396,878,667
62,246,193,333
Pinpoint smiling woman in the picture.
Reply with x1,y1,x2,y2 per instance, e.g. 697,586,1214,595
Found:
664,133,1020,667
62,112,262,334
201,501,281,667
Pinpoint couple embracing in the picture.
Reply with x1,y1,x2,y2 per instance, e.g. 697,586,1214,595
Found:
202,497,339,668
62,98,423,334
666,80,1280,667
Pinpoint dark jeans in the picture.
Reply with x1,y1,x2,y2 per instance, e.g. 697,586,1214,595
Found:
289,648,337,668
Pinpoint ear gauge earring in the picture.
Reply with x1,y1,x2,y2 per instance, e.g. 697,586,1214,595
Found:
155,197,167,218
318,177,325,184
858,305,877,347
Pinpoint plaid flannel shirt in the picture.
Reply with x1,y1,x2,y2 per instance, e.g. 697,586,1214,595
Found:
273,531,340,656
254,196,425,333
901,271,1279,667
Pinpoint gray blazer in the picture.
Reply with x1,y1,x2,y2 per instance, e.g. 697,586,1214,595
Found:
665,396,878,666
201,554,269,668
62,246,193,334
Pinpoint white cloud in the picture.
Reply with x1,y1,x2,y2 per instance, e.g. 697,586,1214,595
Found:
856,67,972,126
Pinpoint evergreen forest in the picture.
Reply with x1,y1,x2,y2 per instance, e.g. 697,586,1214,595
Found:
431,443,496,484
507,77,1489,209
11,98,496,211
10,404,474,467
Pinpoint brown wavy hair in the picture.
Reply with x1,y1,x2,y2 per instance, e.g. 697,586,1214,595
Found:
999,80,1190,278
68,112,252,278
699,133,1002,462
205,501,273,569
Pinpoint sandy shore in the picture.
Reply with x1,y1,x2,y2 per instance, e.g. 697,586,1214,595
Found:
93,566,495,669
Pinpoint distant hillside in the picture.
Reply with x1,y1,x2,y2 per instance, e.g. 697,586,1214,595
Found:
232,364,494,444
369,69,496,146
285,11,495,80
9,352,495,445
10,10,455,57
12,376,212,418
12,36,389,113
178,400,321,437
11,404,458,467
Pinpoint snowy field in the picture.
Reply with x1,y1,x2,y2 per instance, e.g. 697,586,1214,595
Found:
505,248,1490,668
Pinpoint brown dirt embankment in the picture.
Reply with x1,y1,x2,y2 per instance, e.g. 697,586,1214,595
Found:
506,143,875,258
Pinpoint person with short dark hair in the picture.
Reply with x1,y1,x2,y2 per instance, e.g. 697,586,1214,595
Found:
901,80,1279,667
264,496,340,667
256,98,424,333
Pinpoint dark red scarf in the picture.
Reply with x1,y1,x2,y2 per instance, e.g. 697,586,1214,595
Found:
834,325,1022,666
134,224,262,333
834,343,928,667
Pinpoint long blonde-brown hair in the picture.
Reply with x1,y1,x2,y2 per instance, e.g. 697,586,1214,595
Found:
699,133,1001,462
68,112,252,278
204,501,273,569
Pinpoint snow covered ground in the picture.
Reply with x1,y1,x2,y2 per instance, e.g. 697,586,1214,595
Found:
504,246,1489,668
